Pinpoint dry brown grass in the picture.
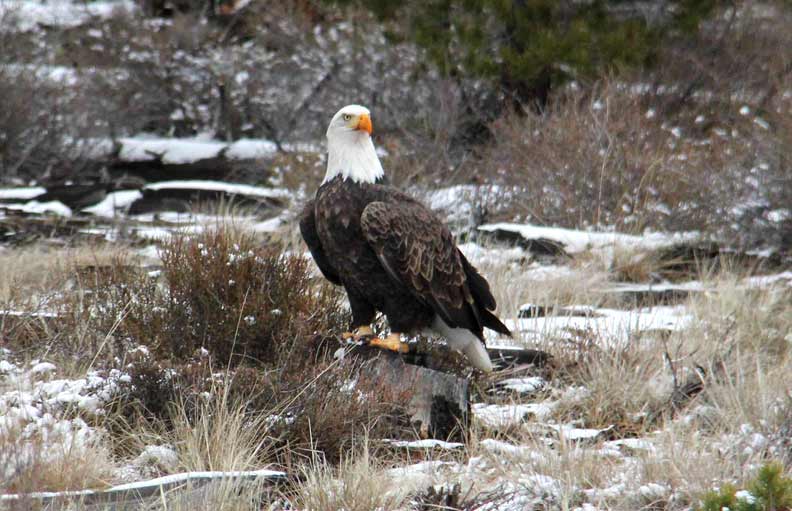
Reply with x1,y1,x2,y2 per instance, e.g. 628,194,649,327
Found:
290,439,419,511
0,407,115,494
459,269,791,510
550,344,670,436
130,383,276,473
130,478,270,511
1,232,789,509
1,227,401,484
474,80,737,233
0,244,132,305
677,277,792,436
473,248,611,320
543,270,791,434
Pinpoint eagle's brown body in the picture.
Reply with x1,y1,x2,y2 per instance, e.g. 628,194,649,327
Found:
300,175,510,345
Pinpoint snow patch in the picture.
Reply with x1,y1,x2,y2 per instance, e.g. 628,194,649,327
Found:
479,223,699,257
2,200,72,217
143,180,289,199
544,423,613,441
134,445,179,472
0,0,136,32
500,305,692,348
383,439,464,450
472,402,555,428
479,438,546,462
0,186,46,200
81,190,143,217
112,136,279,164
495,377,547,394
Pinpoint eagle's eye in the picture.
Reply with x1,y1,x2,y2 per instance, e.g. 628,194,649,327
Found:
342,114,352,122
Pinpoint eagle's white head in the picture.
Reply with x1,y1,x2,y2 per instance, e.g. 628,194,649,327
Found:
323,104,384,184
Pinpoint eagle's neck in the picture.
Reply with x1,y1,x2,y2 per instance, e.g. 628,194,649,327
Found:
323,133,384,184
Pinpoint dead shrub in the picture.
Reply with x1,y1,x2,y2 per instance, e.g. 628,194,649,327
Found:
0,65,101,183
37,227,408,467
150,228,346,363
107,343,405,468
474,82,716,232
40,227,347,368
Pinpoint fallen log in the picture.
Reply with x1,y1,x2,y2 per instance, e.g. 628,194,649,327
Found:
0,470,286,509
128,186,285,215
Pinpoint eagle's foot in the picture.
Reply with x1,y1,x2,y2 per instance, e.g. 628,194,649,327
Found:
369,333,409,353
342,325,375,343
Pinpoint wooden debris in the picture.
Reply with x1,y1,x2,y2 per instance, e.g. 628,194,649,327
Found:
342,343,470,440
0,470,287,509
336,340,554,440
128,186,285,215
476,228,570,261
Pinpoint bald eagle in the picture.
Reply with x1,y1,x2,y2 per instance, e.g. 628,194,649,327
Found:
300,105,511,372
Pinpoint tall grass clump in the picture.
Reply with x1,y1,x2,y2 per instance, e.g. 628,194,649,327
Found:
291,440,418,511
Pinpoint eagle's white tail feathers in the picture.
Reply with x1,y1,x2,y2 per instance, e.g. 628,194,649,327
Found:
431,317,494,372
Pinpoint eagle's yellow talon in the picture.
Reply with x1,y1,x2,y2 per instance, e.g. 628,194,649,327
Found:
343,326,375,342
369,333,409,353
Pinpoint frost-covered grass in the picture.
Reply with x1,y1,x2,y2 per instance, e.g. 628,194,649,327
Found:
1,0,790,507
291,439,419,511
1,225,788,509
105,377,279,477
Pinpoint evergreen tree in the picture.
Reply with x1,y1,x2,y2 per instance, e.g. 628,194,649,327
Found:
327,0,722,110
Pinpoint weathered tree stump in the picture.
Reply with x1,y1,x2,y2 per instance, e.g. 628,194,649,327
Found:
338,343,470,440
336,340,553,440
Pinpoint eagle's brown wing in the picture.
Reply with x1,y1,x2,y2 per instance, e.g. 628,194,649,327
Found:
361,199,505,337
299,199,342,285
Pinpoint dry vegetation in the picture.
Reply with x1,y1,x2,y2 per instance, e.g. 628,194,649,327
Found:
1,0,791,508
1,1,789,255
1,226,789,509
0,227,416,501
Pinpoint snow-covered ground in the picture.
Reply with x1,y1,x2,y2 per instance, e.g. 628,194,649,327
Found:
479,222,700,258
0,357,128,481
1,0,137,32
1,218,789,507
499,304,692,347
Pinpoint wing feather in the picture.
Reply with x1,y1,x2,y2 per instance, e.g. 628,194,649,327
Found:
299,199,342,285
360,199,486,335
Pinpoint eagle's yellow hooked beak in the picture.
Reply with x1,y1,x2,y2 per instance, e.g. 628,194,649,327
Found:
356,113,372,135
